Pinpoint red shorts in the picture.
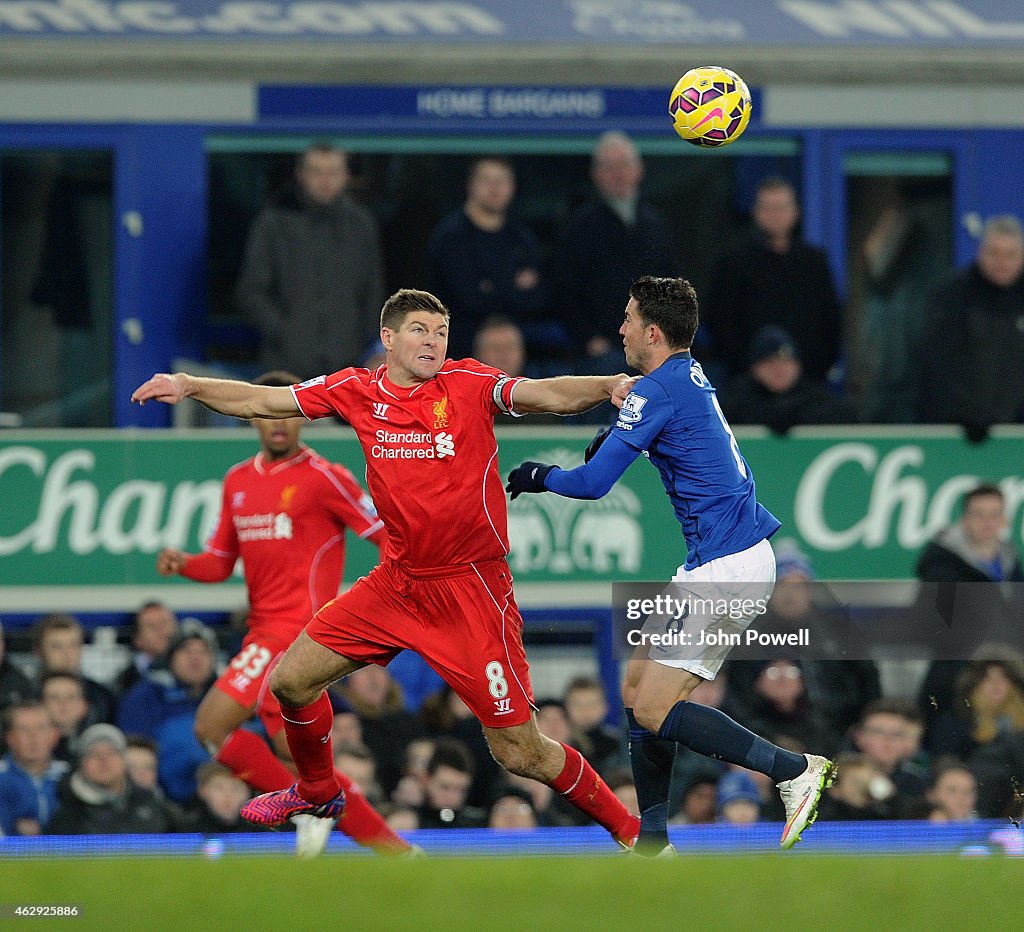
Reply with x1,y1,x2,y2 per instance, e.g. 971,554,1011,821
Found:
307,559,535,728
214,630,292,737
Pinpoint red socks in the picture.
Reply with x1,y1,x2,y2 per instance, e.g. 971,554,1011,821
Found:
279,693,342,803
334,773,411,854
216,729,294,793
550,744,640,847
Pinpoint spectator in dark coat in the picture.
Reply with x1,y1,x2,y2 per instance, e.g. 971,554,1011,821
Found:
917,214,1024,439
180,761,256,834
114,601,178,696
32,614,115,726
554,131,674,369
703,176,842,382
235,142,385,378
719,325,855,434
45,724,174,835
914,484,1024,736
428,156,547,359
0,623,33,716
117,620,218,803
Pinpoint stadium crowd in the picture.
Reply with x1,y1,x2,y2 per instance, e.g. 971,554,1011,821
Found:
3,503,1023,839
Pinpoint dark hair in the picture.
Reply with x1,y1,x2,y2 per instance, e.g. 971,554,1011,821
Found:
32,613,83,651
564,676,605,698
125,734,160,756
38,671,85,697
629,276,699,350
1,700,48,734
427,736,475,779
756,176,796,199
195,760,239,787
298,141,346,170
929,755,973,786
379,289,449,332
961,483,1004,514
468,156,515,181
254,370,301,388
857,698,924,728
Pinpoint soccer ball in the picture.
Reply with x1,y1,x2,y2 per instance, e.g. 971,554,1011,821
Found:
669,66,752,148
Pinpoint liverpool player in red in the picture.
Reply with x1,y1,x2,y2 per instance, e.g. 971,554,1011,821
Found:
132,289,640,854
156,370,411,857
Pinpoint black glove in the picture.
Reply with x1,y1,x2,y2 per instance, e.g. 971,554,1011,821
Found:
506,462,554,500
584,427,612,463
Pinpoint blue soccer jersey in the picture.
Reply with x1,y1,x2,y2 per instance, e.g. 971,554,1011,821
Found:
546,352,779,569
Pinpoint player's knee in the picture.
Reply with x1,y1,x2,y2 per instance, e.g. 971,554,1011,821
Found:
268,663,305,708
632,696,671,735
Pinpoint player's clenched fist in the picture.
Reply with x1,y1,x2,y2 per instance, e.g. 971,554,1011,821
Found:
156,547,189,576
131,372,190,406
611,375,640,409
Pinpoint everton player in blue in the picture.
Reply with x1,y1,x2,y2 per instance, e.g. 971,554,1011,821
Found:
507,277,835,853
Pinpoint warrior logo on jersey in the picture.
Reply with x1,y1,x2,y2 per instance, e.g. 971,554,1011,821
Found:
618,392,648,424
278,485,297,511
432,396,450,429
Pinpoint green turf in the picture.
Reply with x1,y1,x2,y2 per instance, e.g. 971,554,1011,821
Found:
2,854,1020,931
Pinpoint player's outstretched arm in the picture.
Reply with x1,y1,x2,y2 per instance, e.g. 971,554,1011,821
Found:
131,373,300,420
512,374,632,415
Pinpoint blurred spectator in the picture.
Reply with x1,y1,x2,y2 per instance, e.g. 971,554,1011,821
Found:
719,325,855,434
915,485,1024,734
116,620,218,803
487,786,539,830
535,698,572,746
929,645,1024,762
716,770,761,824
39,672,90,763
563,676,627,776
428,156,547,359
849,699,928,816
123,735,161,793
236,142,384,378
728,542,879,741
817,752,894,821
420,685,499,807
670,777,718,825
0,622,33,714
555,131,674,371
181,761,254,834
501,771,574,828
473,315,527,377
334,742,383,806
917,215,1024,438
390,737,435,809
855,181,948,422
331,707,364,750
726,653,834,757
381,802,420,833
926,757,978,822
0,701,67,835
704,176,842,382
46,724,174,835
115,601,178,695
32,613,115,726
416,737,486,829
332,664,424,796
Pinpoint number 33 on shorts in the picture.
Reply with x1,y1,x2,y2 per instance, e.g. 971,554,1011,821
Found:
230,642,273,679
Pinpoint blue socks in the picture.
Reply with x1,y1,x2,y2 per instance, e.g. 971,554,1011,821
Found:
625,708,677,852
657,700,807,783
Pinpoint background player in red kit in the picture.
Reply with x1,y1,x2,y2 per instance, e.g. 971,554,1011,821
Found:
132,289,640,854
156,370,410,856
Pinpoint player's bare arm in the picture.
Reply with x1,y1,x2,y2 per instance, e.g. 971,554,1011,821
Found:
131,373,300,420
513,374,633,415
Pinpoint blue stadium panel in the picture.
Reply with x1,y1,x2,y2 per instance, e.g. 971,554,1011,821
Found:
2,822,1021,859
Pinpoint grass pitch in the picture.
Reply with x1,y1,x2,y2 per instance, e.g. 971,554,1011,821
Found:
4,854,1018,930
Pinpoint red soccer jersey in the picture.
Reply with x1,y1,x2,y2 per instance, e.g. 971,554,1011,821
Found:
292,359,525,570
182,446,384,640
